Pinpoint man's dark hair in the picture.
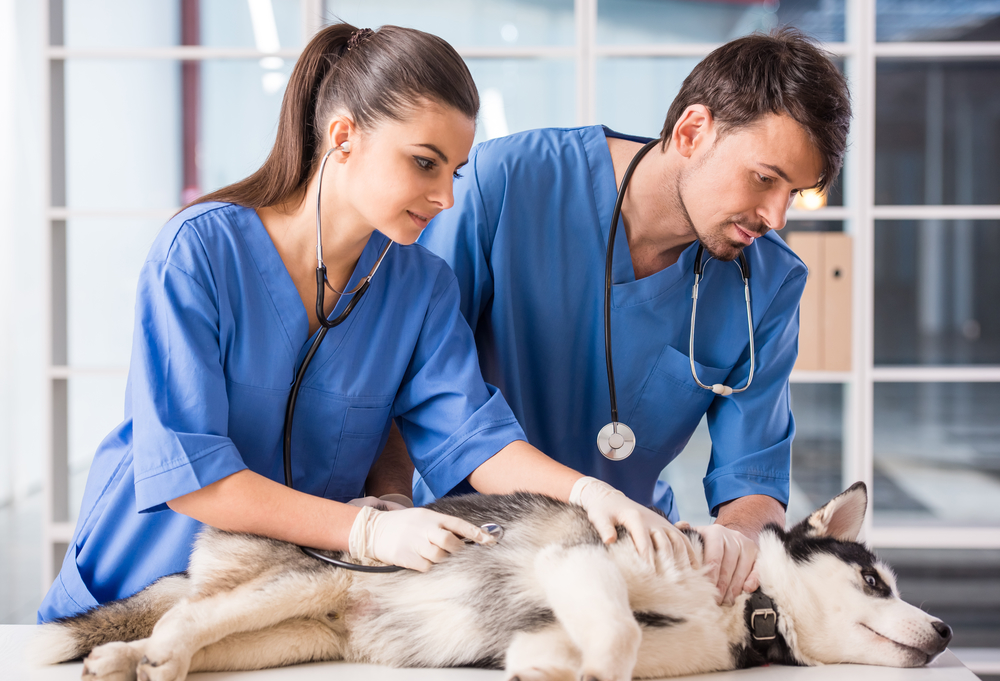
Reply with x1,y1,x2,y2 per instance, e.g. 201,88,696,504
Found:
660,28,851,192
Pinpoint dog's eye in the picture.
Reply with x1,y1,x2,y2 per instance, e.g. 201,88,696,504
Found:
863,573,877,588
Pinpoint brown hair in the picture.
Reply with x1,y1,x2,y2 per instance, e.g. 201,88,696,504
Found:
197,23,479,209
660,28,851,192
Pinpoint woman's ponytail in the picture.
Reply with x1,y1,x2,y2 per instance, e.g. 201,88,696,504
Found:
195,22,478,211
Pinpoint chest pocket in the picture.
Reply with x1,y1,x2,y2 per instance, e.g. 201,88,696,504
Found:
323,404,394,500
626,344,731,456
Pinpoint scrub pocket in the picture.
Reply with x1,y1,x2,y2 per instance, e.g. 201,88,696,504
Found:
323,403,393,500
626,344,730,455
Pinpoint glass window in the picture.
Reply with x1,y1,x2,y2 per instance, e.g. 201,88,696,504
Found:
65,60,181,209
65,58,294,209
876,0,1000,42
466,59,576,144
874,220,1000,365
783,220,845,235
596,57,699,139
66,219,162,368
789,383,845,524
661,384,844,526
62,0,303,48
876,60,1000,205
873,382,1000,528
596,0,845,45
68,376,128,523
324,0,576,47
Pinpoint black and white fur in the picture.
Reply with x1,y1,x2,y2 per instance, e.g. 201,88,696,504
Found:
31,482,952,681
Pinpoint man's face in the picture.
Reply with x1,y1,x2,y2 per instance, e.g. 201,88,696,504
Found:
676,113,824,262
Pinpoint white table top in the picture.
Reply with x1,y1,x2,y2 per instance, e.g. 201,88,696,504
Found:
1,625,979,680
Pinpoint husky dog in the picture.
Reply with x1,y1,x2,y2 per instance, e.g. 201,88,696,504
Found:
33,482,951,681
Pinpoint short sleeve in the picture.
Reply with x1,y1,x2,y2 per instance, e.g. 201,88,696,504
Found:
392,262,526,498
130,254,247,513
703,269,807,516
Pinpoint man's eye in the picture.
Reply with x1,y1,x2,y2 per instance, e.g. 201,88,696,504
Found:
757,174,772,184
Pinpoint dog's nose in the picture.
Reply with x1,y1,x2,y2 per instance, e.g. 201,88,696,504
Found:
931,620,953,645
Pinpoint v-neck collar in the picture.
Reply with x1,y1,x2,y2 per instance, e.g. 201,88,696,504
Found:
236,204,390,353
582,126,697,309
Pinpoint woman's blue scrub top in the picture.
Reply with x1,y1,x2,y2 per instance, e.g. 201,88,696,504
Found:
38,202,525,622
415,126,806,521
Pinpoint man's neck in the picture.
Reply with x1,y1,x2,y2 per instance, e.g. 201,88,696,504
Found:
606,136,696,280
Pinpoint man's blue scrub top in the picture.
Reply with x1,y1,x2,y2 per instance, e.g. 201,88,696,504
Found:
415,126,806,521
39,202,525,622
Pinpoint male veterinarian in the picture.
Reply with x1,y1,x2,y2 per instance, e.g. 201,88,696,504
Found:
407,28,851,606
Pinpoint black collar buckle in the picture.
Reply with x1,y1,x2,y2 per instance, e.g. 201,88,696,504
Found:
745,589,779,642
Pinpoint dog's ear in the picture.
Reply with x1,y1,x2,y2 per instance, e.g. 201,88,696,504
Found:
795,482,868,542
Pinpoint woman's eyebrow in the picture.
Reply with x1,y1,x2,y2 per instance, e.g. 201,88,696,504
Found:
414,143,448,163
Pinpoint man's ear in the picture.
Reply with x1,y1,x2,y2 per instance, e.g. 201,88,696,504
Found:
670,104,714,159
793,482,868,542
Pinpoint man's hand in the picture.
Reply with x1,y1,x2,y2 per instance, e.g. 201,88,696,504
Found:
570,476,696,568
693,524,759,605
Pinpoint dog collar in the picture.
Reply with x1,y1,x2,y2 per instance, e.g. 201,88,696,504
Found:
744,588,779,642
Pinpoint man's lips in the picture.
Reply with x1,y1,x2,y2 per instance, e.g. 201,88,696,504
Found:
732,223,762,245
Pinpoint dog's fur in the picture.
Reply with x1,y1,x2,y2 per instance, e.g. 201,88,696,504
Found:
32,482,952,681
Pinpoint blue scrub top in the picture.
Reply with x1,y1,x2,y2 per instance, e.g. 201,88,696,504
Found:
39,202,525,622
415,126,806,521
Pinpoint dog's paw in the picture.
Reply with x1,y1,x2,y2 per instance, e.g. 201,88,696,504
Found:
82,641,144,681
134,650,191,681
505,666,576,681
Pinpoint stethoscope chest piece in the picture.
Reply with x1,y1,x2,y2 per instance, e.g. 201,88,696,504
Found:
597,422,636,461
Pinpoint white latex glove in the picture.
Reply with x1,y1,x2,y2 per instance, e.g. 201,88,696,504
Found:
346,494,413,511
348,506,494,572
689,523,759,605
570,476,696,567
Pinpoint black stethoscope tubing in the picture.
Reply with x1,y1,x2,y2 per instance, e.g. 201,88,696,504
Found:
281,146,403,573
600,138,755,461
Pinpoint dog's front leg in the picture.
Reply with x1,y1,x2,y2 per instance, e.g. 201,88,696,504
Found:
529,544,641,681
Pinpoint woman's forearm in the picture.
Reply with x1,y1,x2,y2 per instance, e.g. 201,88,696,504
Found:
467,440,582,501
166,469,359,551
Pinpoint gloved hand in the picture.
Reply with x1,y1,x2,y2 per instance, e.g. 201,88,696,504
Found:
346,494,413,511
689,523,759,605
348,506,494,572
570,476,696,568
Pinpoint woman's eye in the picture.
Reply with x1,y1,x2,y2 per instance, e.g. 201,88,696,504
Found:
414,156,435,170
453,170,464,179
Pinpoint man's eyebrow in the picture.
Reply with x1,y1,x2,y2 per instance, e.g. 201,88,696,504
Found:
415,143,448,164
759,163,791,183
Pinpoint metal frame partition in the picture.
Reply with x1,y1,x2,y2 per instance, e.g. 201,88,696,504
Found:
41,0,1000,589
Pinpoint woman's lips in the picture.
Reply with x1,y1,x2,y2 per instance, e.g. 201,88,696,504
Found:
408,210,430,228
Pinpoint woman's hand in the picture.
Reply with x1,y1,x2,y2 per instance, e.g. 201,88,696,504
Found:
346,494,413,511
570,477,696,568
348,506,494,572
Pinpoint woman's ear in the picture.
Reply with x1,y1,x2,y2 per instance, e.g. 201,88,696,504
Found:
326,116,355,161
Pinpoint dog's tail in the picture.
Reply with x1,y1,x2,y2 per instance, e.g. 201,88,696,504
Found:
29,573,190,664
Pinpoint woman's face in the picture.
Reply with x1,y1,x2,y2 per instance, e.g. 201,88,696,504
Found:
337,101,476,245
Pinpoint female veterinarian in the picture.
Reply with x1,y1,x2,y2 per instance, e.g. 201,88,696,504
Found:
38,23,692,623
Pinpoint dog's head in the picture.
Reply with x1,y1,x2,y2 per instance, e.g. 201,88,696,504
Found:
757,482,952,668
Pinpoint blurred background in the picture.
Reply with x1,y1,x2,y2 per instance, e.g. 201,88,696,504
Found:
0,0,997,676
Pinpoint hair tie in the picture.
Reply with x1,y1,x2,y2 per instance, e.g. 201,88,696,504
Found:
347,28,375,51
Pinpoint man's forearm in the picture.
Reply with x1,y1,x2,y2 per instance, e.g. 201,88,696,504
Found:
365,422,416,499
715,494,786,540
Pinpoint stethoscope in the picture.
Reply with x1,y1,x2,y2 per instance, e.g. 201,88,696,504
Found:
282,144,401,572
597,139,756,462
281,145,503,571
